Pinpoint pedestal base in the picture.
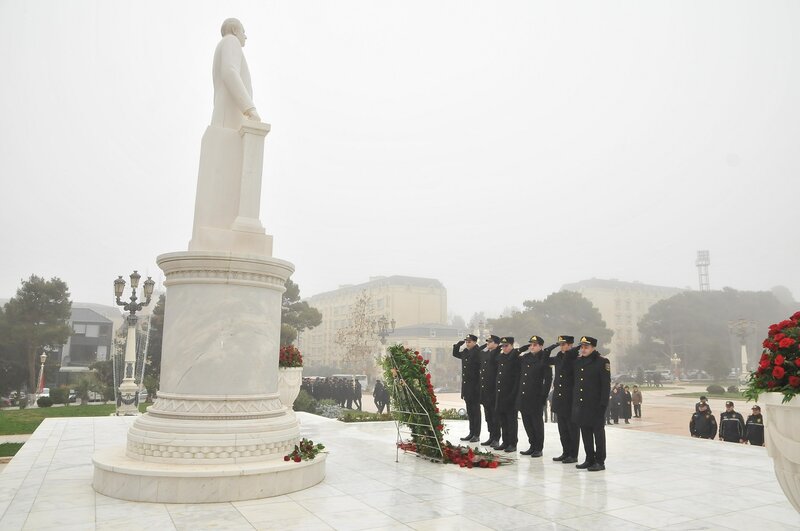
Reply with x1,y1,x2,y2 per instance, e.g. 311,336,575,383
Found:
93,446,326,503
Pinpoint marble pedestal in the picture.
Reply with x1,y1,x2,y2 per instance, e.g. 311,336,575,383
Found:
93,250,323,502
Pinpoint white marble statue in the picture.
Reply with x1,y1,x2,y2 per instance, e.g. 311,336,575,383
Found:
189,18,272,255
212,18,261,127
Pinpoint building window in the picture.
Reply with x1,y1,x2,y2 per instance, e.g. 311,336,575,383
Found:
85,325,100,338
73,323,86,335
430,329,437,338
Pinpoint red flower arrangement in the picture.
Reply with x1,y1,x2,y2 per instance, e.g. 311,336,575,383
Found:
279,344,303,368
746,310,800,403
283,438,324,462
383,344,506,468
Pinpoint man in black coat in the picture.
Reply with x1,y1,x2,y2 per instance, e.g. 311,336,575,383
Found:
549,335,581,464
494,337,520,452
719,401,745,443
744,405,765,446
516,335,556,457
690,402,717,439
479,335,501,446
453,334,482,442
573,336,610,472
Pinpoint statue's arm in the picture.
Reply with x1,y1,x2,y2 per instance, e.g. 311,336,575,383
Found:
220,37,257,117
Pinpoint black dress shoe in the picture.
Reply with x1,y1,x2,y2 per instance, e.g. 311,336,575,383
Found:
468,435,480,443
520,447,534,455
503,445,517,453
481,438,493,446
587,463,606,471
552,454,566,461
460,434,473,441
562,456,578,464
530,451,543,458
575,461,594,469
492,443,505,451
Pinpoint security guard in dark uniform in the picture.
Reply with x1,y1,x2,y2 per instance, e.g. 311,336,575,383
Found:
719,401,745,443
745,405,765,446
453,334,482,442
479,335,501,446
573,336,610,471
549,335,581,463
494,337,520,452
516,335,556,457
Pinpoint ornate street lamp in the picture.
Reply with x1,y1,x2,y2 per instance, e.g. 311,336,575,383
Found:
37,352,47,396
114,270,155,415
375,315,396,346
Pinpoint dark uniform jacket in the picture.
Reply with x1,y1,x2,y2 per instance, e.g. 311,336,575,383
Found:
745,414,765,446
516,347,555,413
549,346,580,415
479,346,500,405
719,411,745,442
494,349,520,412
452,343,481,400
571,350,611,426
690,410,717,439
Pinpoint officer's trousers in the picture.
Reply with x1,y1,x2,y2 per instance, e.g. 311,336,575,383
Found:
556,411,580,458
498,408,518,447
482,401,500,441
520,403,545,451
580,420,606,464
465,396,482,436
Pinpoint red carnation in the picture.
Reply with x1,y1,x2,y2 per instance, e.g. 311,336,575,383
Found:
775,333,786,342
768,380,777,388
793,311,800,320
488,461,498,469
795,359,800,368
283,455,290,461
779,338,796,349
759,359,770,370
775,354,786,366
790,376,800,388
773,366,786,379
293,456,301,462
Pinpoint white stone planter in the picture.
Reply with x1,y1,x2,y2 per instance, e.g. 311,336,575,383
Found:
763,392,800,513
278,367,303,409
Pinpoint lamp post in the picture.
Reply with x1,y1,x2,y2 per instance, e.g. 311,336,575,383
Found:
729,318,755,382
670,353,681,382
375,315,396,346
114,270,155,415
37,352,47,396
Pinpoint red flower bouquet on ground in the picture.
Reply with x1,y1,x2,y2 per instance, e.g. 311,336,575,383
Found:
746,311,800,403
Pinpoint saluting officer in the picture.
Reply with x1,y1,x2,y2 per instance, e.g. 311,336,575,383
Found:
573,336,610,471
549,335,581,464
453,334,482,442
494,337,520,452
744,405,765,446
516,335,556,457
479,335,502,446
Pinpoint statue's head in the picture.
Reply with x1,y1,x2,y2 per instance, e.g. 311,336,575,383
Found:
221,18,247,47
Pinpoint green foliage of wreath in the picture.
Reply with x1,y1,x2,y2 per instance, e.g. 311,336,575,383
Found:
380,344,444,458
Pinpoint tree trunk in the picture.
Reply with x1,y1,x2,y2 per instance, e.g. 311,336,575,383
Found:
27,345,37,393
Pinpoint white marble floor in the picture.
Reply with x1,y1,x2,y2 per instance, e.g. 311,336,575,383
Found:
0,413,797,530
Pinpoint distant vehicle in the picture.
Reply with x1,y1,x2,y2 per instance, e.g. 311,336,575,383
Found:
40,387,50,398
0,396,12,407
138,389,148,403
87,391,104,402
68,390,77,403
434,386,453,394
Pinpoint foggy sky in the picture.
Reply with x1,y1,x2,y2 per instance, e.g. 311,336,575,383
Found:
0,0,798,319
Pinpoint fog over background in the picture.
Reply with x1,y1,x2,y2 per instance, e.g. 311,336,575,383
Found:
0,0,797,318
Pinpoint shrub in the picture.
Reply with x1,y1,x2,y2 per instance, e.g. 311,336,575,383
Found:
439,408,464,420
706,384,726,394
50,386,69,405
316,399,342,419
727,385,739,393
36,396,54,408
293,390,317,413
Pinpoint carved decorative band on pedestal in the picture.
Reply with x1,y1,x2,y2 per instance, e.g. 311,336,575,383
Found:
157,251,294,291
146,392,285,420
